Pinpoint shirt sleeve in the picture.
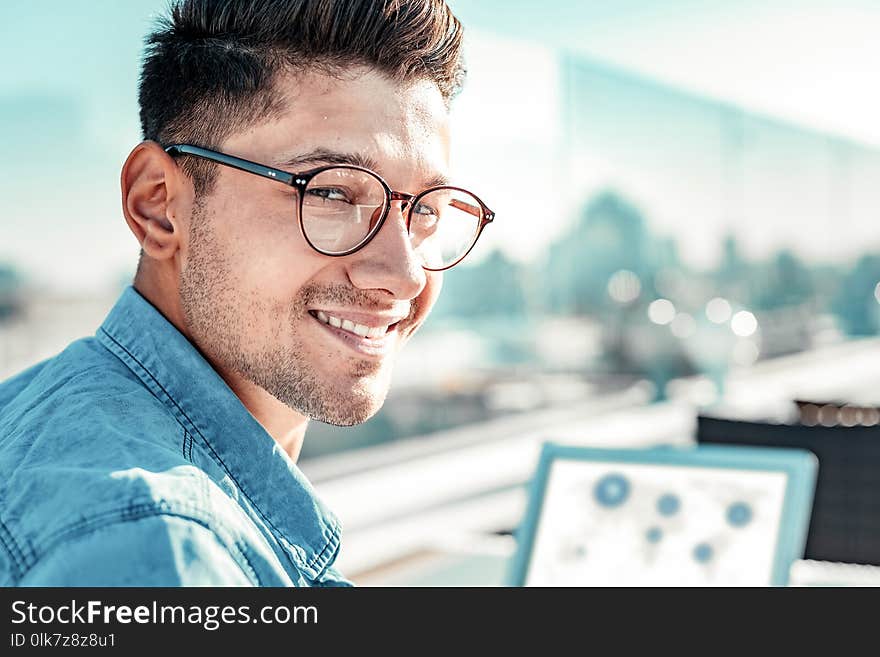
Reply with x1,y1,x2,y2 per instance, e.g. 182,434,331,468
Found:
312,564,355,587
19,514,256,586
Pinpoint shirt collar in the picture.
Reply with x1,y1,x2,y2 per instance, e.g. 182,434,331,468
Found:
96,286,342,580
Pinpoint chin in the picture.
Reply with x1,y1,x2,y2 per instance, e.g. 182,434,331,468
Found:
305,378,390,427
312,398,383,427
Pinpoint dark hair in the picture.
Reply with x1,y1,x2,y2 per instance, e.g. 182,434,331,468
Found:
138,0,466,194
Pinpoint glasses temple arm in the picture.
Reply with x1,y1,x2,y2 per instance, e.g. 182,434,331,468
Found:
164,144,296,186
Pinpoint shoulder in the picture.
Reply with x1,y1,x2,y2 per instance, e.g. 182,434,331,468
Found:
0,456,257,585
0,334,189,513
0,339,242,584
1,336,179,448
0,446,269,585
18,513,258,586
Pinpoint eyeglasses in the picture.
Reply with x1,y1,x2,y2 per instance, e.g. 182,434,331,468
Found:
164,144,494,271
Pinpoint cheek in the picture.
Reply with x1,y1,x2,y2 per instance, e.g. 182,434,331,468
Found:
208,192,323,295
414,272,443,323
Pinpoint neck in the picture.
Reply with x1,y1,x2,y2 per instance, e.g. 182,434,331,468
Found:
219,373,310,462
133,276,309,462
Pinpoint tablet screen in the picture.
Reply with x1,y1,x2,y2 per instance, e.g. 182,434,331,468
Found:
524,459,789,586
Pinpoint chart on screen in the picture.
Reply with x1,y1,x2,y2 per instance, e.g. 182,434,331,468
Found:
513,444,816,586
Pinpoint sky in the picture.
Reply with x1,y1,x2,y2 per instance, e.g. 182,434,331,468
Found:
451,0,880,147
1,1,879,292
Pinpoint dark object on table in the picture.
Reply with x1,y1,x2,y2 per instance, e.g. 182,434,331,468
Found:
697,408,880,566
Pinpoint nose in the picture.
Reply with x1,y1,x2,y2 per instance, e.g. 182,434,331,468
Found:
346,201,426,300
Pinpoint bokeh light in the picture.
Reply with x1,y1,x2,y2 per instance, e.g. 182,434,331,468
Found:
730,310,758,337
705,297,732,324
648,299,676,325
607,270,641,304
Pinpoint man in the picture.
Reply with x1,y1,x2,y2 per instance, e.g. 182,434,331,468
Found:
0,0,493,586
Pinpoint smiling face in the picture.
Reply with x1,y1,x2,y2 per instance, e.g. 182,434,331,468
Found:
177,68,450,426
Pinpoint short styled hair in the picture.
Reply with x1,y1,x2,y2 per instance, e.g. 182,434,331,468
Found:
138,0,466,194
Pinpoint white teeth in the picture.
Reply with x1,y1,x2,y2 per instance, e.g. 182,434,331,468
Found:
314,311,392,339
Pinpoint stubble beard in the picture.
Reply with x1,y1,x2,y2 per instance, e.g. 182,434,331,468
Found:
178,205,393,427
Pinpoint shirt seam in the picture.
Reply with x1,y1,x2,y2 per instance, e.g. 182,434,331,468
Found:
18,505,263,587
97,325,337,578
307,519,341,571
182,427,193,463
0,515,28,581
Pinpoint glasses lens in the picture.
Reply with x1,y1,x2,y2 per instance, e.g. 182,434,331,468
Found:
410,188,483,270
301,167,387,254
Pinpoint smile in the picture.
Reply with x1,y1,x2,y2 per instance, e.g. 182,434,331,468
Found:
308,310,404,357
313,310,394,338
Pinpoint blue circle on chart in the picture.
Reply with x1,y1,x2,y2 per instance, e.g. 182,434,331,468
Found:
594,473,630,508
727,502,753,527
693,542,714,563
657,493,681,517
646,527,663,543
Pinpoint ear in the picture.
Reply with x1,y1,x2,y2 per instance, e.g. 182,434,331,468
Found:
120,141,193,262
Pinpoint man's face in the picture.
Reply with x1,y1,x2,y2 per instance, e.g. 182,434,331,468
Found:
178,68,450,426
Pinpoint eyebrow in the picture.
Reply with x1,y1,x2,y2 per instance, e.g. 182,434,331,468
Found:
276,148,451,189
277,148,379,171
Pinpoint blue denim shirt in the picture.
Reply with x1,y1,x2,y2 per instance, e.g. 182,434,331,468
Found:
0,286,351,586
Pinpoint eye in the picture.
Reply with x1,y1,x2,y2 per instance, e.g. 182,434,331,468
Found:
410,209,439,241
413,201,439,217
306,187,352,203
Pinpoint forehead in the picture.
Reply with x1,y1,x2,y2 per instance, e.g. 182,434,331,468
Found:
224,68,451,184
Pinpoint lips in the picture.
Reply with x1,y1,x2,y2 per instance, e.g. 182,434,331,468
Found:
308,308,407,356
